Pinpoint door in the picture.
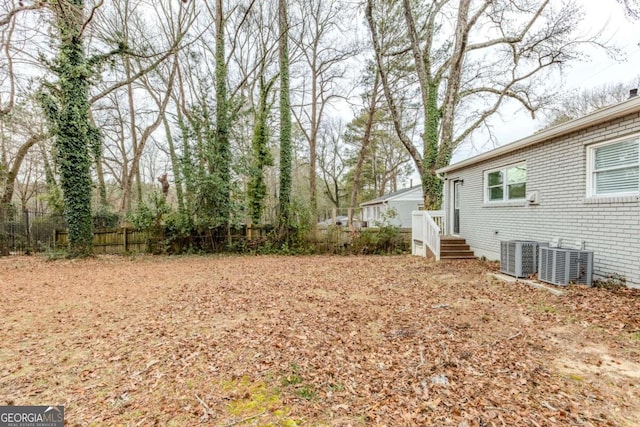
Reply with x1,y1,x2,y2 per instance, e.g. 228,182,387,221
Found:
453,180,461,235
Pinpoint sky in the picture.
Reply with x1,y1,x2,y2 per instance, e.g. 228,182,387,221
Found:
452,0,640,163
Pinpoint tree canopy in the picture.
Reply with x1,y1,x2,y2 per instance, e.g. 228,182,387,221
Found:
0,0,631,254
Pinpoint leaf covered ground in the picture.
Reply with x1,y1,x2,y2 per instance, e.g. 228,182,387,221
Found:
0,255,639,426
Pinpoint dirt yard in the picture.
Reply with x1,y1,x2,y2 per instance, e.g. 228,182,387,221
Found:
0,255,639,426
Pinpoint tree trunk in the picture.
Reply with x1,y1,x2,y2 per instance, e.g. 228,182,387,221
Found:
120,56,139,213
248,77,274,225
42,0,95,257
278,0,293,235
88,111,108,208
162,116,185,213
1,134,44,206
214,0,231,227
349,72,379,223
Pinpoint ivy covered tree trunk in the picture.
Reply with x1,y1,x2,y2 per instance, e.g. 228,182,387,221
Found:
278,0,292,235
214,0,231,228
248,77,274,225
41,0,95,257
422,81,442,210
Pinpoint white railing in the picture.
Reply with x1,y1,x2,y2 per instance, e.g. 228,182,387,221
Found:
426,210,445,233
411,210,442,261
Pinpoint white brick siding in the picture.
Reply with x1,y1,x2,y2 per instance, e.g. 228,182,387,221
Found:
443,112,640,287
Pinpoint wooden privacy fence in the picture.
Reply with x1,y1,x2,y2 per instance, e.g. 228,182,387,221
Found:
52,225,411,255
55,228,150,254
53,225,273,254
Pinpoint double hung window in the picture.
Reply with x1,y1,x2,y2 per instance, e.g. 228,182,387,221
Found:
485,163,527,202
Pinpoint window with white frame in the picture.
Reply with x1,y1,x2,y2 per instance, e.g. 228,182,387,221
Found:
587,136,639,197
485,163,527,202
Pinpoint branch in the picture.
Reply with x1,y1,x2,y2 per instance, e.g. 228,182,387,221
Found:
0,15,16,117
2,133,48,204
90,5,199,104
90,46,177,104
78,0,104,39
0,4,42,27
227,0,258,68
466,0,550,52
365,0,423,176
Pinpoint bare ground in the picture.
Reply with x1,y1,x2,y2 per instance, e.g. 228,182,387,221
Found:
0,255,639,426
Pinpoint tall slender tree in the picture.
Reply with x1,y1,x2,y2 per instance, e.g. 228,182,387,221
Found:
248,76,275,225
214,0,231,228
290,0,356,224
278,0,292,235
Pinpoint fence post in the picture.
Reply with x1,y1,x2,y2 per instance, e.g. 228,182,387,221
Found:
23,209,31,255
124,227,129,253
0,207,6,256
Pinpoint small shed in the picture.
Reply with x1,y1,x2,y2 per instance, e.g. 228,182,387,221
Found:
360,186,423,228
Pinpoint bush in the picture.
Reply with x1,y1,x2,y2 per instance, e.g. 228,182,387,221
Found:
93,208,120,229
348,225,406,255
347,208,407,255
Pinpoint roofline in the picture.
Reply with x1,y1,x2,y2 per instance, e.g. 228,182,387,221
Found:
437,95,640,174
359,185,422,207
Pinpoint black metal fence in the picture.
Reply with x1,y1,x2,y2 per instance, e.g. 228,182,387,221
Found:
0,209,66,255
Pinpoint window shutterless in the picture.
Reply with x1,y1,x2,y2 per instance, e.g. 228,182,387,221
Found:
485,163,526,202
587,137,639,197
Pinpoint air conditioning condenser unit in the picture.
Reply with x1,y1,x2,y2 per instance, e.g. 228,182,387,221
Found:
500,240,547,278
538,246,593,286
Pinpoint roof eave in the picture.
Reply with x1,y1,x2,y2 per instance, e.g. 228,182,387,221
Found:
437,96,640,175
359,186,423,207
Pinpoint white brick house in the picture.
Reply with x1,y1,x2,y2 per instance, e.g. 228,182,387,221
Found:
436,95,640,287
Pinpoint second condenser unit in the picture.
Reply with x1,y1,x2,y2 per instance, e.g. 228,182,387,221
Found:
500,240,547,278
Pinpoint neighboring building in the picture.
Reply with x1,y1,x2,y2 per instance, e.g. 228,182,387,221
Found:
436,93,640,287
360,186,423,228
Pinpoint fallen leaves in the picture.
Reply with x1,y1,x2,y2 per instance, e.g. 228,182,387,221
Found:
0,255,639,425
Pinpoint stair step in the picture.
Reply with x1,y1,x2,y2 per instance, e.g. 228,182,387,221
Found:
441,254,476,260
440,250,475,257
439,236,475,259
441,243,470,251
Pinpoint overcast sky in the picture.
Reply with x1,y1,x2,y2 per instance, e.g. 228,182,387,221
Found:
452,0,640,163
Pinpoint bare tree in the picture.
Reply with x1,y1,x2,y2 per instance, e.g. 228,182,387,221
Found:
317,120,347,208
543,77,640,127
366,0,612,208
348,64,380,222
0,6,49,209
617,0,640,18
90,0,194,213
290,0,358,222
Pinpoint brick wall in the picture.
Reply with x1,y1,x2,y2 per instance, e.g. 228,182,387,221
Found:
444,112,640,286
